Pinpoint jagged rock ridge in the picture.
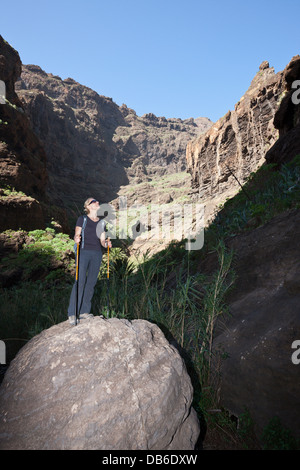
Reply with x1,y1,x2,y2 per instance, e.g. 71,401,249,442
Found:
266,55,300,165
186,60,286,213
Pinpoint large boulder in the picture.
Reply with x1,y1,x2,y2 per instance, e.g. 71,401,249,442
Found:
0,317,200,450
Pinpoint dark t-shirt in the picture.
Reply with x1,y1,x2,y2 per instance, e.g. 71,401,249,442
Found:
76,215,106,251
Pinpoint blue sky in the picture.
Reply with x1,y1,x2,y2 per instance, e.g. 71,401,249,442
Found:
1,0,299,122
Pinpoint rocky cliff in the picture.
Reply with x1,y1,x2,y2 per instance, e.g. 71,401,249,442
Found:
16,65,212,210
0,37,68,233
266,55,300,165
186,60,286,213
0,43,48,196
185,56,300,444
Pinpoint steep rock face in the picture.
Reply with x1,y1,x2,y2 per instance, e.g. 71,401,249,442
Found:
16,65,212,209
0,37,47,232
0,36,22,107
0,318,200,450
266,55,300,165
0,37,48,199
0,192,44,232
212,209,300,440
16,66,128,208
114,108,212,181
186,60,285,204
0,37,69,233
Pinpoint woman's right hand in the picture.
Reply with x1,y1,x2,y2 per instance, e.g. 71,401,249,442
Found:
74,234,81,244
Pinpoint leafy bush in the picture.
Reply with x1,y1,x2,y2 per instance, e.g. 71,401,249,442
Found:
261,416,299,450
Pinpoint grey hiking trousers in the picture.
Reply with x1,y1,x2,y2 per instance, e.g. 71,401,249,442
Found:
68,249,102,317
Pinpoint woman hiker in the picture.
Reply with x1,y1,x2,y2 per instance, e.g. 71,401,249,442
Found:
68,197,112,324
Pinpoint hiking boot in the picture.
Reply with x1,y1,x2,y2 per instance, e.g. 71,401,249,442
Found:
80,313,94,320
69,315,75,325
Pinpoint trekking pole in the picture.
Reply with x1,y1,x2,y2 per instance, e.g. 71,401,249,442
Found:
75,242,80,325
106,237,110,318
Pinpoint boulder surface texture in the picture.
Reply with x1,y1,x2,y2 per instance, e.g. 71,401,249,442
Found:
0,317,199,450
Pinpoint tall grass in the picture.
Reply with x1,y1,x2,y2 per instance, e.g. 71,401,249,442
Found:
93,239,235,412
0,282,71,361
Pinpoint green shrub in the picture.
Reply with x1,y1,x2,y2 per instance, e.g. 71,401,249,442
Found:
261,416,299,450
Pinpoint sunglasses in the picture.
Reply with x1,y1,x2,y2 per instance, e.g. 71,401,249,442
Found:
88,199,98,205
